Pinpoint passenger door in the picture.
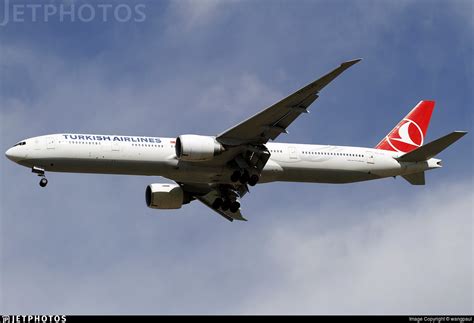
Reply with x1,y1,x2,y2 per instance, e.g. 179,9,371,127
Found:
109,141,121,166
46,136,56,150
288,146,298,160
111,141,121,152
366,151,375,164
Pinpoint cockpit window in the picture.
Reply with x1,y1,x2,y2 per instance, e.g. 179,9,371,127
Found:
13,141,26,147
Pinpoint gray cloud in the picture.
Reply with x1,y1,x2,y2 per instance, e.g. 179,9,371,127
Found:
2,181,472,314
242,182,473,314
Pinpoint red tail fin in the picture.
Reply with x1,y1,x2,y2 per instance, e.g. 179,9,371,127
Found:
375,100,435,153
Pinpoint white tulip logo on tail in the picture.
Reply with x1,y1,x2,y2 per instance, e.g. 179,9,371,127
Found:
375,100,435,154
386,118,424,153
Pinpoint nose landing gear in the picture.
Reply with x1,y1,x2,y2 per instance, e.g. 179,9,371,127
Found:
39,177,48,187
32,166,48,188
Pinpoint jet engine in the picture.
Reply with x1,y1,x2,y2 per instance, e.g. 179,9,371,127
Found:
145,183,185,209
175,134,224,161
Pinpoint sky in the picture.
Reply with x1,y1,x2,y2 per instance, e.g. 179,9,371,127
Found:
0,0,473,314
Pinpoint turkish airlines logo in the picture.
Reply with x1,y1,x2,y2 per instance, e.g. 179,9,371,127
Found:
386,118,424,153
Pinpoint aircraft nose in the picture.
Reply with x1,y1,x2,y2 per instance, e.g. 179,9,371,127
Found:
5,147,19,162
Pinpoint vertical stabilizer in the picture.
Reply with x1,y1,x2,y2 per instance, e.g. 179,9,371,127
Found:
376,100,435,153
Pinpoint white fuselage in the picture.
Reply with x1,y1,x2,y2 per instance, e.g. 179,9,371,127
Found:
5,134,441,184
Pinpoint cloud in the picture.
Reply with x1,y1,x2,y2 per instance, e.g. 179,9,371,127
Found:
194,72,282,120
0,39,283,142
166,0,227,30
2,180,472,314
241,182,473,314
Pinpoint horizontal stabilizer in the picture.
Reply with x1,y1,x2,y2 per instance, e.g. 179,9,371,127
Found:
402,172,425,185
396,131,467,162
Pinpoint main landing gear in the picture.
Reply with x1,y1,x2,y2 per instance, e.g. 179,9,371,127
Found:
211,184,242,214
230,170,260,186
212,197,240,213
32,166,48,187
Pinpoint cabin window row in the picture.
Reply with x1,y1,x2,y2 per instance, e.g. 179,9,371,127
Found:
66,141,165,148
68,141,100,145
132,143,164,148
302,151,364,157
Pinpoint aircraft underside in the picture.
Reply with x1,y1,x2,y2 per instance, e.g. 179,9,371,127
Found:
17,156,382,184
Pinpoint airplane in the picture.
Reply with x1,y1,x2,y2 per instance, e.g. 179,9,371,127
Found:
5,59,467,221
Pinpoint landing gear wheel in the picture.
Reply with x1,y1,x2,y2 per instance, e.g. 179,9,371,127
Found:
212,198,223,209
39,178,48,187
229,201,240,213
248,174,259,186
239,170,249,184
230,170,241,183
221,199,231,211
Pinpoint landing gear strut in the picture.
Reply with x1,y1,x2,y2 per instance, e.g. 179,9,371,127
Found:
32,166,48,188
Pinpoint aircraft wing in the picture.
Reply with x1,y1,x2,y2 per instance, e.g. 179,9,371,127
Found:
175,60,361,221
217,59,361,146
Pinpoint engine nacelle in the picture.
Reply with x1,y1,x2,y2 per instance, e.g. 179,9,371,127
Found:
145,183,184,209
175,134,224,161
